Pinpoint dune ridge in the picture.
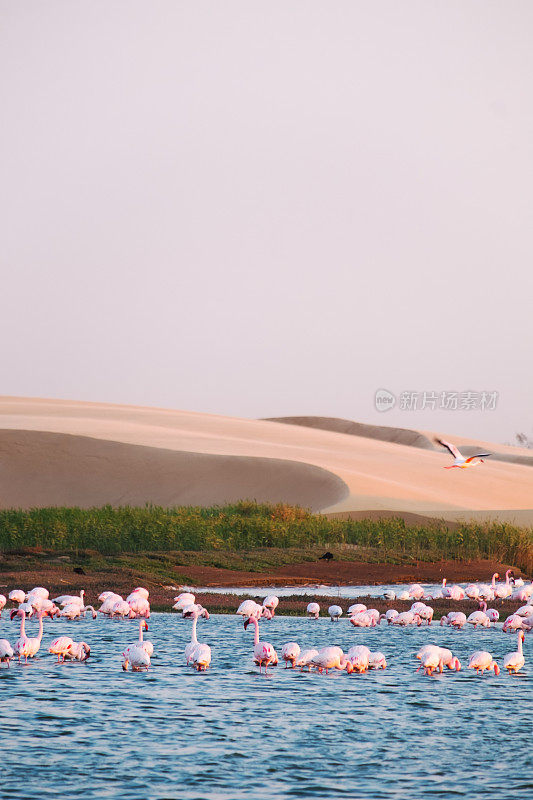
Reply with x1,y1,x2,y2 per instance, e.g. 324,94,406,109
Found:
0,396,532,520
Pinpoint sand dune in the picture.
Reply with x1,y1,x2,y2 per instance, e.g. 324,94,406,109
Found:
0,430,348,511
264,416,434,449
0,396,532,520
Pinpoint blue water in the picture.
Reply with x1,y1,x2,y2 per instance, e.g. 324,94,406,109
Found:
1,613,531,799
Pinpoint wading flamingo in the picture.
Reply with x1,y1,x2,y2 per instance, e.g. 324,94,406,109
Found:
436,439,491,468
368,651,387,669
504,631,525,674
347,604,367,615
441,579,465,600
172,593,195,612
347,645,371,673
311,646,353,674
244,616,277,673
306,602,320,619
328,605,343,622
9,590,26,605
52,590,85,608
49,636,76,662
184,607,209,665
0,595,6,617
468,651,500,676
295,649,319,670
122,621,151,672
14,609,45,663
0,639,14,666
466,602,491,628
263,596,279,617
281,642,301,668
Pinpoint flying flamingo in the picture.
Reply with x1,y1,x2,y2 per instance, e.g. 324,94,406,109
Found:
306,602,320,619
184,607,209,665
468,650,500,676
436,438,491,468
281,642,300,667
244,616,277,673
504,631,525,674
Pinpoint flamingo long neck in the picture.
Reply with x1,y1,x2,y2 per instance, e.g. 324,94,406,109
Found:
191,614,198,645
442,579,446,588
517,633,523,655
480,601,487,612
20,611,26,637
139,620,144,643
505,570,511,586
252,617,259,645
491,573,498,588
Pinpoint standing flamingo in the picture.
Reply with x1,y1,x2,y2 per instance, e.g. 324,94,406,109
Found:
281,642,301,667
0,639,14,666
311,646,353,674
13,609,45,663
244,616,277,673
184,607,209,665
468,650,500,675
504,631,525,674
306,602,320,619
328,605,343,622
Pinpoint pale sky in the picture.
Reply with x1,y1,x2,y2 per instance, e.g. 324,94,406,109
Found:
1,1,532,444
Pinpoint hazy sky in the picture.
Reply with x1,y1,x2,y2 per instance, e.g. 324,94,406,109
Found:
2,2,532,444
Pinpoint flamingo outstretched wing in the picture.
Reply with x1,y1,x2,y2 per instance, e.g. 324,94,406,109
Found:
436,439,462,459
465,453,491,463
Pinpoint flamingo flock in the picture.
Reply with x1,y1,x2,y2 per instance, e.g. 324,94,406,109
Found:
0,582,530,680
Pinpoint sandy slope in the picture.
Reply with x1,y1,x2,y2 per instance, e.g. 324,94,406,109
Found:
0,396,532,520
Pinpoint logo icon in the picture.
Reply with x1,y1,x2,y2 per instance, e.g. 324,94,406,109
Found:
375,389,396,412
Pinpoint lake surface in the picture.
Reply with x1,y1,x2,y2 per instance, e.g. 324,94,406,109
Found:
1,613,531,799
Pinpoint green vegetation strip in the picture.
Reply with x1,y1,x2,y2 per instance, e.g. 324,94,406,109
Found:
0,502,531,573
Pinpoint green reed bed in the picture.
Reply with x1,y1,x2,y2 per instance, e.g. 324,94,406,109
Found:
0,502,531,573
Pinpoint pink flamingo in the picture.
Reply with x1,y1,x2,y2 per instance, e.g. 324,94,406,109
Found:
468,650,500,675
306,602,320,619
281,642,301,667
244,616,277,673
504,631,525,674
311,646,353,674
441,579,465,600
13,609,45,663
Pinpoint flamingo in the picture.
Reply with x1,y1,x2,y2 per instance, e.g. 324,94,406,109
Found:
111,600,133,619
52,590,85,608
128,596,150,618
347,645,371,673
511,585,533,603
13,609,45,663
295,649,319,671
98,594,123,614
29,597,60,618
468,650,500,675
64,641,91,661
172,592,195,612
445,612,467,629
504,631,525,674
0,639,14,666
192,642,212,671
236,600,265,619
243,616,277,673
436,438,491,468
392,611,421,626
494,570,513,600
379,609,399,625
502,614,524,633
441,579,465,600
0,595,6,617
407,584,425,600
49,636,76,662
328,605,342,622
126,588,149,602
368,651,387,669
281,642,301,668
349,611,375,627
263,595,279,617
466,602,491,628
515,605,533,618
438,648,461,671
417,648,441,676
485,607,499,623
8,590,26,605
465,583,480,600
306,602,320,619
26,587,49,605
311,646,353,674
411,602,433,625
347,604,367,615
122,621,151,671
184,607,209,665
